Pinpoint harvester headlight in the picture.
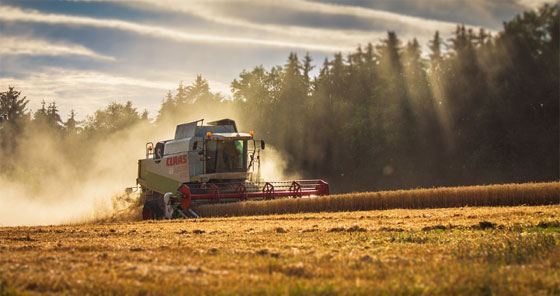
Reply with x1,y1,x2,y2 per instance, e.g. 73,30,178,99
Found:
206,131,211,137
249,131,254,136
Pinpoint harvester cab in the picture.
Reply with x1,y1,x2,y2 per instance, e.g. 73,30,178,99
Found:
137,119,329,219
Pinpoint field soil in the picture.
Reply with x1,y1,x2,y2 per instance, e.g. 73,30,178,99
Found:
1,205,559,295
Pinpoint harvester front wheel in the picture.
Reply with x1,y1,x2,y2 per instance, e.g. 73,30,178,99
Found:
142,199,164,220
142,205,152,220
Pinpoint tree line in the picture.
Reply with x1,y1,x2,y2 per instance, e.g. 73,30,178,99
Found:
1,5,557,192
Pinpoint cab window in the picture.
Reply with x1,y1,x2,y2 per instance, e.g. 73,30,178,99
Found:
206,140,247,173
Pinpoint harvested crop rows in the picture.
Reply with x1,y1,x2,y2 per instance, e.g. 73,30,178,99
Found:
194,182,560,217
1,205,559,295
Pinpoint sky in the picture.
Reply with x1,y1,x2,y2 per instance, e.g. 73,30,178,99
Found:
0,0,554,121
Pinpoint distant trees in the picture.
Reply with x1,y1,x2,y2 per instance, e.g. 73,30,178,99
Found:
231,4,559,191
157,75,224,125
83,101,141,136
64,109,79,134
231,65,283,134
0,86,29,153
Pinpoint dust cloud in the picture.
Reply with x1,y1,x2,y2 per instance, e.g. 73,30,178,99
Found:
0,123,153,226
258,146,301,182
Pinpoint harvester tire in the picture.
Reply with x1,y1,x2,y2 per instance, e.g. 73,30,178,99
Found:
142,205,152,220
142,200,164,220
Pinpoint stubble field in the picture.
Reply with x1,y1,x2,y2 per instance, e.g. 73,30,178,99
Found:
1,205,559,295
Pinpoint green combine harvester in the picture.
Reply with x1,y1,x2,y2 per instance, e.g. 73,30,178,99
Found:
137,119,330,219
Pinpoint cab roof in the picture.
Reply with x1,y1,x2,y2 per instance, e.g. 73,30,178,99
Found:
175,119,239,140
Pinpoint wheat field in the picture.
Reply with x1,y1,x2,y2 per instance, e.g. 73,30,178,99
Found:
0,205,558,295
194,182,560,217
1,183,559,295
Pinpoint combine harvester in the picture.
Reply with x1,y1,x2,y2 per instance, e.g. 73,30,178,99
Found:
137,119,329,219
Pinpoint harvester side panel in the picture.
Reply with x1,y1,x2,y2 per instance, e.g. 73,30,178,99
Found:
137,153,190,194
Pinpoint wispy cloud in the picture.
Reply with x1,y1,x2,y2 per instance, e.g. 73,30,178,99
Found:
291,0,478,30
0,67,230,120
109,0,492,42
517,0,558,9
0,36,115,61
0,67,173,118
0,5,351,52
114,0,388,47
91,0,502,57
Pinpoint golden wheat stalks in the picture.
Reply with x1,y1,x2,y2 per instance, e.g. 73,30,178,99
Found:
193,182,560,217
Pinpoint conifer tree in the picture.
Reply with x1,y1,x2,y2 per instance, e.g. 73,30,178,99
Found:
0,86,29,153
64,109,79,134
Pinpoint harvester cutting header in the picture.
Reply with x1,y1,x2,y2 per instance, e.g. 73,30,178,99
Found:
137,119,329,219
